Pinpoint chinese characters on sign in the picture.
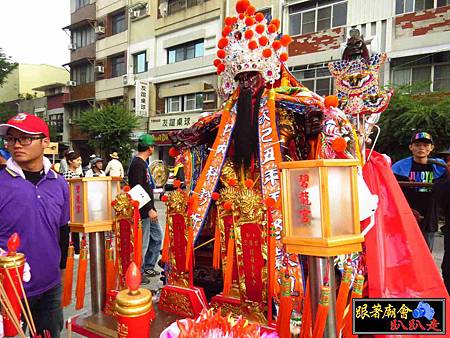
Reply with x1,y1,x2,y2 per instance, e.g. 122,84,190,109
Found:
75,184,81,214
149,114,200,131
353,299,445,334
135,80,149,117
298,174,312,224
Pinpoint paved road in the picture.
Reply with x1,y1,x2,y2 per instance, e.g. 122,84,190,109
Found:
62,198,446,337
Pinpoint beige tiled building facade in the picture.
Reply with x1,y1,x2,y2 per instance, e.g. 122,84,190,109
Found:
63,0,450,159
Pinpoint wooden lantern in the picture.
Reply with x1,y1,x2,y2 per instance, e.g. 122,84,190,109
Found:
69,177,121,233
279,159,363,256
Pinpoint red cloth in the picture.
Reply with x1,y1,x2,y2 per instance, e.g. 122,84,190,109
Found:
363,151,449,335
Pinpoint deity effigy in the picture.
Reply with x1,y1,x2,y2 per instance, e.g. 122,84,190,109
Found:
159,0,449,337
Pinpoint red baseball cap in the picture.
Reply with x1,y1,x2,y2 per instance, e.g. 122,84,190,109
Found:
0,113,49,138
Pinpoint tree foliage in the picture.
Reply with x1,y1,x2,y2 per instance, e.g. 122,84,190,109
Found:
377,83,450,162
76,104,139,165
0,103,17,123
0,48,18,87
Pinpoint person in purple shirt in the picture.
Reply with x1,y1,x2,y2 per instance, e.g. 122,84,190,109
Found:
0,113,70,338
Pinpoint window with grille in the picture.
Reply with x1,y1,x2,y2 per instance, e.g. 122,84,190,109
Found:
71,64,94,84
391,52,450,92
165,93,203,113
133,51,148,73
112,11,126,35
291,64,334,96
167,40,204,64
395,0,447,15
72,26,95,49
111,54,126,78
289,0,347,36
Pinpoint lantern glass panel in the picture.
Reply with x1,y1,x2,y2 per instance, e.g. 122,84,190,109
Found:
87,180,109,222
288,168,322,238
327,166,354,236
73,181,84,223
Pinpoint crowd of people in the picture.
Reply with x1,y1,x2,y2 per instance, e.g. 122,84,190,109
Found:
0,112,448,337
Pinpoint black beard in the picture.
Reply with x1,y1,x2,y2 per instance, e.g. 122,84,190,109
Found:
232,87,263,168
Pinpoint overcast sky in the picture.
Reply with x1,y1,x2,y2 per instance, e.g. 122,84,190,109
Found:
0,1,70,68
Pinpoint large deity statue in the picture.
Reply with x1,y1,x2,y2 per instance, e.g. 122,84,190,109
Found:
166,0,359,322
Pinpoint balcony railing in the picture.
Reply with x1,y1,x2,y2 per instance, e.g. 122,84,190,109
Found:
167,0,208,15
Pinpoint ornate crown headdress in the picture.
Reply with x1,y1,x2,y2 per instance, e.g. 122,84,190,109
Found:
214,0,293,96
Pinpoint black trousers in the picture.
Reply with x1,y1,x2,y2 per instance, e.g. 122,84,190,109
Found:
24,284,64,338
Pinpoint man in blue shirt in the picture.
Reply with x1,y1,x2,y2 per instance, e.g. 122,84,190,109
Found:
0,113,70,337
392,132,446,251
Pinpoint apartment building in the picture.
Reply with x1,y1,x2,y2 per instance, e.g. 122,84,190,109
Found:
0,64,69,105
64,0,97,157
20,83,70,144
142,0,222,163
284,0,450,94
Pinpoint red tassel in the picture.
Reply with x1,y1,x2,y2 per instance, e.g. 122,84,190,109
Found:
105,240,115,293
222,229,235,296
132,202,141,267
312,285,330,338
75,241,88,310
161,221,170,264
300,278,312,338
277,271,293,338
185,224,194,272
136,222,143,268
212,222,221,270
61,245,74,307
336,263,353,334
343,274,364,338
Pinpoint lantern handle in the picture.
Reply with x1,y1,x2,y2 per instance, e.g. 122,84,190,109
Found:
366,124,381,162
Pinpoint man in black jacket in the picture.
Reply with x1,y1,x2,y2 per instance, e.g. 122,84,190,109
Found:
128,134,162,284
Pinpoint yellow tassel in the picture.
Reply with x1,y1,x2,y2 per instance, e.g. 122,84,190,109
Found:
61,245,74,307
222,230,235,296
212,222,221,270
161,221,170,264
75,245,88,310
336,263,353,334
312,285,330,338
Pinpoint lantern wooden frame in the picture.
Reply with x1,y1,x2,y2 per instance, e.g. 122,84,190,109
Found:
279,159,363,256
69,177,122,233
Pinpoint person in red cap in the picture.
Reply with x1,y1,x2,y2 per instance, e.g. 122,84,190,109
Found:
0,113,70,337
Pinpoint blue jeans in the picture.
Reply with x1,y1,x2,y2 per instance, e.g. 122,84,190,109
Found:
25,284,63,338
141,217,163,271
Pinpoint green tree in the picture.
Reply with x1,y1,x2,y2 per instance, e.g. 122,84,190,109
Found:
0,48,18,87
0,103,17,123
377,83,450,162
76,104,139,165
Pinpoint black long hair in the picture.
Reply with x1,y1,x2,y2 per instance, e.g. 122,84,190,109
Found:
233,86,264,168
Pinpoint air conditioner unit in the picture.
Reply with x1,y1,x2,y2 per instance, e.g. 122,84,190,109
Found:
94,25,105,34
123,74,135,87
95,65,105,73
131,10,141,19
159,1,168,17
66,81,77,87
68,43,76,51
